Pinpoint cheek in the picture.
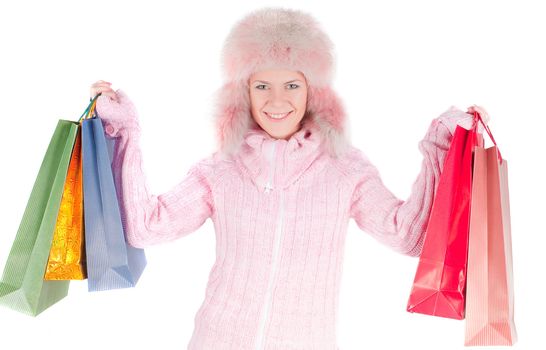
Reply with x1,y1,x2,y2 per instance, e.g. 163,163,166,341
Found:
249,92,265,110
249,94,262,121
294,90,308,111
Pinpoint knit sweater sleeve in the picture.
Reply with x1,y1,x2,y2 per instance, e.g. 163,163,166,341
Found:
95,90,214,249
108,129,215,249
348,106,474,257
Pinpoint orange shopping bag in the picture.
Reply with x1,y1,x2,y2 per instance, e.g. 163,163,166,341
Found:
44,127,87,280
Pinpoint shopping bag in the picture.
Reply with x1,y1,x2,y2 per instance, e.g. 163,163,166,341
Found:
0,120,78,316
464,116,517,346
81,98,147,292
406,120,483,319
44,127,87,280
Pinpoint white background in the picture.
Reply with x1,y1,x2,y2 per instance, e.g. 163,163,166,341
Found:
0,1,544,349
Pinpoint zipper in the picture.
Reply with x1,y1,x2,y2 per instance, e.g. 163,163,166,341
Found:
263,141,276,194
255,142,286,349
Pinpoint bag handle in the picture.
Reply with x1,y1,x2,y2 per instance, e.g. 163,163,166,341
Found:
471,110,503,164
78,93,101,123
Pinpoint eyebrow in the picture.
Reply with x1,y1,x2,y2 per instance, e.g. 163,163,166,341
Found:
253,79,303,84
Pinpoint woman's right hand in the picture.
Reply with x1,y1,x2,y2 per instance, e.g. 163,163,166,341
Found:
90,80,119,102
89,80,140,137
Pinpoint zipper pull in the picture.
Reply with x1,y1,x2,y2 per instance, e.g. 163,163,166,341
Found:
264,141,276,194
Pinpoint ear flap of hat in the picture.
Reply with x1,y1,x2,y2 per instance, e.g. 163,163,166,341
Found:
305,85,351,158
212,80,255,159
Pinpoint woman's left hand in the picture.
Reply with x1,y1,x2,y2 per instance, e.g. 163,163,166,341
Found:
455,104,491,132
467,104,491,126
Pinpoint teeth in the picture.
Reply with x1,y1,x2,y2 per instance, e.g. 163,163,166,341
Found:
266,111,291,119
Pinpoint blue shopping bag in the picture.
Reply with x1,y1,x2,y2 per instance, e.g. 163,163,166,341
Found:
81,112,146,292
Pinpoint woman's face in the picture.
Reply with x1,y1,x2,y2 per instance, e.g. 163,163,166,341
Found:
248,69,308,140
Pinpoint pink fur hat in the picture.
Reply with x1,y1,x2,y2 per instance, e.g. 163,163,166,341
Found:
214,7,351,158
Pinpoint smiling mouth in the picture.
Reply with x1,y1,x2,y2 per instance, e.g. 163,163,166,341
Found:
264,111,293,120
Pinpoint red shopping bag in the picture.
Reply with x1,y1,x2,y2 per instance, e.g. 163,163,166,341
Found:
406,117,483,320
464,115,517,346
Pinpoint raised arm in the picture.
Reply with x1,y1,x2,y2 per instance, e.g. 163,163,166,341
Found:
349,106,480,257
95,89,215,249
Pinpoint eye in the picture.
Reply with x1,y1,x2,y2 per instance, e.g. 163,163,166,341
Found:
254,83,299,90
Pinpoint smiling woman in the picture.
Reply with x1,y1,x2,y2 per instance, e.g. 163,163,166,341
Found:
248,69,309,140
55,5,502,350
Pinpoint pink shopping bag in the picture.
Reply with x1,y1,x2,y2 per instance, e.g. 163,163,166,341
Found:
407,121,483,320
464,113,517,346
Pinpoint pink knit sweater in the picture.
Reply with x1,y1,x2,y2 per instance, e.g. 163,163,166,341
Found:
96,94,473,350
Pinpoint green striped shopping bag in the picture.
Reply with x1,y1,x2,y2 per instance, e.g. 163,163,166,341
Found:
0,119,79,316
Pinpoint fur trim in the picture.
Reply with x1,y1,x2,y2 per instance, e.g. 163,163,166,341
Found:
220,6,335,87
214,7,350,160
305,85,351,158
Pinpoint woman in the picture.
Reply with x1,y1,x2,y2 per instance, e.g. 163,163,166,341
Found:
90,7,488,350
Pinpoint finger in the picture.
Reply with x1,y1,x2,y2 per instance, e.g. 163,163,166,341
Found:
467,105,490,124
474,106,490,121
472,105,486,115
92,82,112,88
91,88,115,97
91,82,112,86
473,105,486,114
92,89,118,101
96,86,115,93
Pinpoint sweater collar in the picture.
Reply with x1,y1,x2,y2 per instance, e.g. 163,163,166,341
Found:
234,119,324,193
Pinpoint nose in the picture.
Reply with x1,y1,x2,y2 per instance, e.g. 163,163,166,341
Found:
268,88,291,108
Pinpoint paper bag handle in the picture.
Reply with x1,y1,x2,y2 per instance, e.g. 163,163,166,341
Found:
471,110,503,164
78,93,101,123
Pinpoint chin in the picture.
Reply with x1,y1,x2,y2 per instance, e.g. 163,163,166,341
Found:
267,127,297,139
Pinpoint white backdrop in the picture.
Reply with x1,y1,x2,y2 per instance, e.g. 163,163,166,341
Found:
0,1,544,349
